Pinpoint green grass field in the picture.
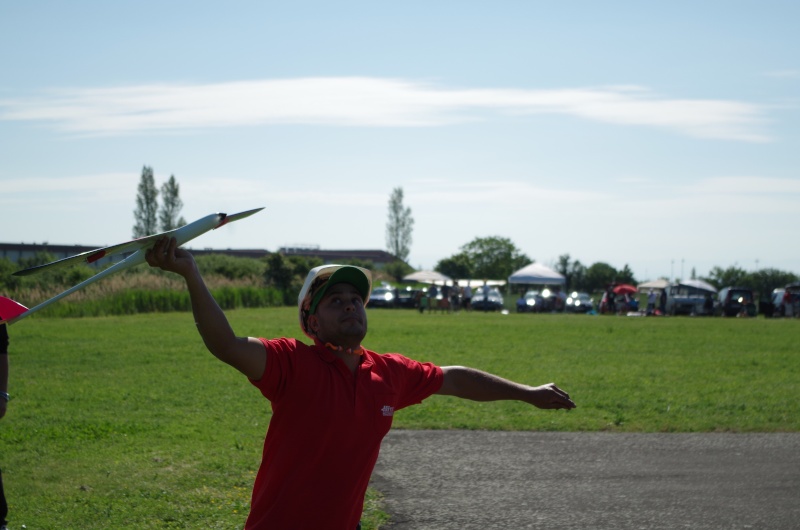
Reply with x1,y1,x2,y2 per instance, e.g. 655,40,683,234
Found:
2,308,798,528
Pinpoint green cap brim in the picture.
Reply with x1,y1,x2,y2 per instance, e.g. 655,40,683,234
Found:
309,267,371,314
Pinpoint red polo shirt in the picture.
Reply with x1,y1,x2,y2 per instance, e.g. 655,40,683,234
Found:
245,337,443,529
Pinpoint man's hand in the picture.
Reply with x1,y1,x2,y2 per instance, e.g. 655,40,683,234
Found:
527,383,576,410
145,237,197,277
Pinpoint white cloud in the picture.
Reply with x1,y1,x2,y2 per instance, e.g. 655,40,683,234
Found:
1,174,130,193
0,77,769,142
763,69,800,79
689,176,800,194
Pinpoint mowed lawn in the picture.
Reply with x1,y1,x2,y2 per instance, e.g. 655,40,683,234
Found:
1,308,798,528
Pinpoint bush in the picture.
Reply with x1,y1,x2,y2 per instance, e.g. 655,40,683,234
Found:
195,253,265,279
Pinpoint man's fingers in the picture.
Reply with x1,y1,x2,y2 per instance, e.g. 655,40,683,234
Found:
145,237,173,268
539,383,576,409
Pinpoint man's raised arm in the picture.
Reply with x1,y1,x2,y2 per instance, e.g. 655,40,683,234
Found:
145,237,266,380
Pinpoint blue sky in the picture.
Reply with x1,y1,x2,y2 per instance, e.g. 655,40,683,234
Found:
1,1,798,282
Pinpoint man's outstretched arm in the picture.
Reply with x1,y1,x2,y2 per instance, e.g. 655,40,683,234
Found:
436,366,576,410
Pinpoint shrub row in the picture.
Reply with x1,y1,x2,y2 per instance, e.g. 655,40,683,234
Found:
29,286,283,319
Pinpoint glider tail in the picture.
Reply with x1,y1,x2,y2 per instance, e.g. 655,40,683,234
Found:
0,296,30,326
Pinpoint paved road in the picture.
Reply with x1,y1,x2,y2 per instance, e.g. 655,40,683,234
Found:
372,431,800,529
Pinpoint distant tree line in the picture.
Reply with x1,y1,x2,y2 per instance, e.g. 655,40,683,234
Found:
702,266,797,298
2,248,796,317
434,243,636,294
434,241,796,298
4,179,794,317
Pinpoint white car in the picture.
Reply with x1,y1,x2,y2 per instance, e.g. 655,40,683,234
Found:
368,287,396,308
566,292,594,313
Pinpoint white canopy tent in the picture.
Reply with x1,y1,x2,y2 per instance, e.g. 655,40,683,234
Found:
637,279,669,291
454,279,506,288
402,270,453,285
508,263,566,286
679,279,718,293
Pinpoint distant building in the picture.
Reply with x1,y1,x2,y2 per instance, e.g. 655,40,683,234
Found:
0,242,400,271
186,248,271,260
0,242,126,269
279,247,401,270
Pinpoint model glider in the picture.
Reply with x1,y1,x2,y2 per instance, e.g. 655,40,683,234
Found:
0,207,264,326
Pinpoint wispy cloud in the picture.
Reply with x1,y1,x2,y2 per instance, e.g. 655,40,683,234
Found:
0,77,769,142
763,69,800,79
689,176,800,194
1,173,135,194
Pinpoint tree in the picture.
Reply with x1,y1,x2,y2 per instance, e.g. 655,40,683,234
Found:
435,252,473,280
133,166,159,237
383,260,414,283
555,254,588,292
703,266,748,290
616,264,637,285
264,254,294,292
569,260,588,292
702,266,797,299
264,253,324,305
441,236,530,281
746,268,798,298
159,175,186,231
555,254,571,280
584,262,618,293
385,187,414,262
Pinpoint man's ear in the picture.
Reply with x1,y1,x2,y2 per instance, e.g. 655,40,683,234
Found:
307,314,319,333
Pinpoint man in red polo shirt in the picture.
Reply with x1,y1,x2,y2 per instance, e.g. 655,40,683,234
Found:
146,237,575,530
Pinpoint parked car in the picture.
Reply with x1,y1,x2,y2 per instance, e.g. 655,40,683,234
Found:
394,287,423,309
472,288,505,311
368,286,396,308
715,286,756,317
565,292,594,313
762,284,800,317
517,290,544,312
539,288,566,312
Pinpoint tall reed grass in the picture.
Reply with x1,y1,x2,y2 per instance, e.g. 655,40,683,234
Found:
4,269,283,318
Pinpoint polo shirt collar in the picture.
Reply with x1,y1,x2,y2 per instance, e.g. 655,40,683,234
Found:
312,339,374,370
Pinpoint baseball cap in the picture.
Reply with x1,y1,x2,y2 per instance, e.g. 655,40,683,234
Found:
298,264,373,338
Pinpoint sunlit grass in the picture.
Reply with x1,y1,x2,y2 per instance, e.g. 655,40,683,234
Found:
2,308,797,528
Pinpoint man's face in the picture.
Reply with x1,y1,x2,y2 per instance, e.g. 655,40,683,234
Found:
307,282,368,346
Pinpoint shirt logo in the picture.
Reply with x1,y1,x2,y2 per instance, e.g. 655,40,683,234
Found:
381,405,395,417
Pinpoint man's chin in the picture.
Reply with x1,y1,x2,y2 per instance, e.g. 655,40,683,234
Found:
341,325,367,341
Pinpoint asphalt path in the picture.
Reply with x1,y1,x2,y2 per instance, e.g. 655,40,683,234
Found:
372,430,800,529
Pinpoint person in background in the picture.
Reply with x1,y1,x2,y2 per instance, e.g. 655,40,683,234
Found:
481,281,491,312
703,293,714,316
516,291,527,313
647,290,657,316
427,284,439,313
450,281,460,312
463,282,473,311
1,323,10,530
145,237,576,530
783,289,793,317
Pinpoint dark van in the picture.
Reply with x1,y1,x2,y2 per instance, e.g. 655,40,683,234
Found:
716,287,756,317
664,283,715,316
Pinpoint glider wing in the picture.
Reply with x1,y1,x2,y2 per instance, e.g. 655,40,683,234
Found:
2,207,264,325
13,207,264,277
